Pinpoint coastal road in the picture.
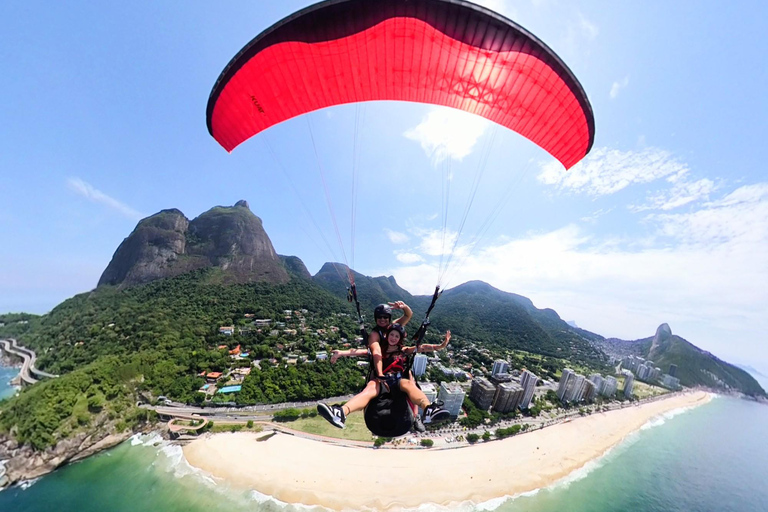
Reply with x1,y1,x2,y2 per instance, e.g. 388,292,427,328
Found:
0,338,58,387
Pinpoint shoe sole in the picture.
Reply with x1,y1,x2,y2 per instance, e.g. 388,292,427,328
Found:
316,403,345,429
424,410,451,424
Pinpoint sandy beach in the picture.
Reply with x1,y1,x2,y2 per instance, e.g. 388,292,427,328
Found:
183,391,711,510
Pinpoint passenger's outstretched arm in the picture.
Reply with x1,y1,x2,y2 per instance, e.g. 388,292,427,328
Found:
412,330,451,353
330,348,369,363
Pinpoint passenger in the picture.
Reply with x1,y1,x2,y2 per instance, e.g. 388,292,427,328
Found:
331,301,412,378
317,325,451,429
329,301,426,431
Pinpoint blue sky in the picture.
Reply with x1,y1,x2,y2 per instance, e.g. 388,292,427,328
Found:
2,1,767,370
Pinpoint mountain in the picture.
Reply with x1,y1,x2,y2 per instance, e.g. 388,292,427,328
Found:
737,364,768,391
98,200,289,288
313,262,413,313
598,324,765,397
314,272,608,367
410,281,607,366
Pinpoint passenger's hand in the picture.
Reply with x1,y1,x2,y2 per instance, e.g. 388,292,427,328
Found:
331,350,341,363
389,300,406,310
443,330,451,347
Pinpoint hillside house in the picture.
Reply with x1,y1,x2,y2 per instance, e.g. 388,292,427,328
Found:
205,372,223,382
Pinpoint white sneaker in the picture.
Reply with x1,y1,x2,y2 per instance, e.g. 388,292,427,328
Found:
423,401,450,424
317,403,346,429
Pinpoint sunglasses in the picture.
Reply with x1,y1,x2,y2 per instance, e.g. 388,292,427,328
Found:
375,315,391,320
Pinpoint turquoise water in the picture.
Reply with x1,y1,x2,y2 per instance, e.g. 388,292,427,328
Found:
0,366,19,401
1,395,767,512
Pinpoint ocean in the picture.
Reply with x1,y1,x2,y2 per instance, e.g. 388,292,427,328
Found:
0,366,19,401
1,386,766,512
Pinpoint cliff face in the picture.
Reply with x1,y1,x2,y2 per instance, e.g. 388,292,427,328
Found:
98,201,289,288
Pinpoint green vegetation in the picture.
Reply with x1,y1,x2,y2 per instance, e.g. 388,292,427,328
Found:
466,432,480,443
272,407,318,422
420,439,434,447
459,397,490,429
0,270,375,449
495,424,522,438
0,355,155,449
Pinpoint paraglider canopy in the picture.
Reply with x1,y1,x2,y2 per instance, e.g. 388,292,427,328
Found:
207,0,594,169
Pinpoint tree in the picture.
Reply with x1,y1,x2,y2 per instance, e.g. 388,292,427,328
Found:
466,433,480,443
482,431,491,441
420,439,434,448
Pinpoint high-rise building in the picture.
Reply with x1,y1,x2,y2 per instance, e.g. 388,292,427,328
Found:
489,372,513,384
565,373,586,403
470,377,497,411
438,382,466,418
412,353,428,377
421,382,437,403
557,368,576,401
418,382,438,414
589,373,605,395
623,371,635,398
661,374,681,389
669,364,678,378
582,379,597,402
602,376,618,397
519,369,538,409
493,382,524,413
492,360,509,376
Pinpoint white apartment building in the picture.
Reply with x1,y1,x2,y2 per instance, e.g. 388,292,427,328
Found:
438,381,466,418
412,353,428,377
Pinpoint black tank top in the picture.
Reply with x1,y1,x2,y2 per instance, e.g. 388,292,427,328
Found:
382,347,407,374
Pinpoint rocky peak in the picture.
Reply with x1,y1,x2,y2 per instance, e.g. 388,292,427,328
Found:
98,202,288,288
649,323,673,358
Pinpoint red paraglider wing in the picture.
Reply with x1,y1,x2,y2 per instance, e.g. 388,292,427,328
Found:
207,0,594,169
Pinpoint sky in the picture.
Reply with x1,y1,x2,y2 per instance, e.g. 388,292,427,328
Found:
1,1,766,370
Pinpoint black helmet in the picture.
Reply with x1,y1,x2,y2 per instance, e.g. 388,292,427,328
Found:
374,304,392,319
386,323,407,341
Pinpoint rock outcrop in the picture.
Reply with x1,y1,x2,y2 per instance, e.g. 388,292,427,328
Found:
0,428,136,489
649,323,673,359
98,201,289,288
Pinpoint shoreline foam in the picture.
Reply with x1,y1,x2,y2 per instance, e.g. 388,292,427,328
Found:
183,391,711,510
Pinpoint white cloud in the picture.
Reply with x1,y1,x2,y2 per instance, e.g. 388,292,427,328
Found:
388,183,768,365
538,147,689,196
385,229,410,244
631,178,717,212
610,76,630,99
580,208,613,223
648,183,768,246
67,178,144,220
404,108,489,165
413,228,461,257
579,13,599,40
395,252,424,264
